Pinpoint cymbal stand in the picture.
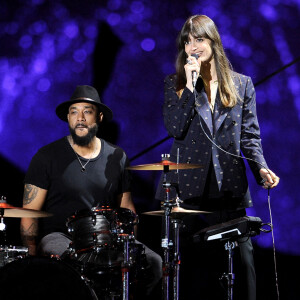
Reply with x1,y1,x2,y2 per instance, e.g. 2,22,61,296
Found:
0,197,7,245
161,176,172,300
171,217,182,300
160,154,181,300
122,235,130,300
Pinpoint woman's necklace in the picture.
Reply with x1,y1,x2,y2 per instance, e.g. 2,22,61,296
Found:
68,137,97,172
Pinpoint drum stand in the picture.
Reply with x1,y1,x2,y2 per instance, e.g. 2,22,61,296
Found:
0,201,7,245
122,235,130,300
127,154,203,300
220,241,237,300
0,210,7,265
171,218,182,300
161,161,182,300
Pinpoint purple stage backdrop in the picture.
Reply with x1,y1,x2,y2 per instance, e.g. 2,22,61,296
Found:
0,0,299,258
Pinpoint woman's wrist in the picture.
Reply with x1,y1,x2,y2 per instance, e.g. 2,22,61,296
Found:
186,83,194,92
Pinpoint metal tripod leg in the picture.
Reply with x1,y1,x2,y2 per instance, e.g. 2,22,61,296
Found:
162,205,171,300
160,154,183,300
220,241,236,300
122,236,130,300
172,218,182,300
0,209,7,246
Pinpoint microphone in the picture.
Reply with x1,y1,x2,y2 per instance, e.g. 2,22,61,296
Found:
191,53,199,87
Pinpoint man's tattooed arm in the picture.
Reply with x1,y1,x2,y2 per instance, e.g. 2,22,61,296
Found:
23,184,39,205
20,220,38,256
21,184,47,256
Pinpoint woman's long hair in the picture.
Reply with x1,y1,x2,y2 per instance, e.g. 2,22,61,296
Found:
176,15,240,107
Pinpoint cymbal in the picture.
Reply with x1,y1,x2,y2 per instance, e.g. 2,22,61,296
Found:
0,203,52,218
143,206,210,218
127,160,203,171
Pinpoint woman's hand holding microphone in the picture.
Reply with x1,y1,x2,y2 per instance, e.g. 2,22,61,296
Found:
185,54,200,92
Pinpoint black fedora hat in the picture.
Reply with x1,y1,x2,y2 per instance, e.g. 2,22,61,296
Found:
56,85,113,122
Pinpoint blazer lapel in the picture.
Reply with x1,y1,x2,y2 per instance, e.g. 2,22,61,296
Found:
194,90,213,136
213,94,229,135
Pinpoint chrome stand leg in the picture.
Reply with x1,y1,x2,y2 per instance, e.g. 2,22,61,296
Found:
162,206,171,300
122,237,130,300
172,219,182,300
220,241,236,300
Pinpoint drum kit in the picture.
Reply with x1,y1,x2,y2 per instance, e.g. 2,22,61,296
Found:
0,155,207,300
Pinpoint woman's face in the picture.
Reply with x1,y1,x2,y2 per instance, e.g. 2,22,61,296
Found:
184,33,213,63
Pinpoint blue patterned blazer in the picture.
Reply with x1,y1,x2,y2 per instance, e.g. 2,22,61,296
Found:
155,72,268,210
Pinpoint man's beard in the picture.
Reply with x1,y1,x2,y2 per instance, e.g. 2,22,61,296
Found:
69,123,98,146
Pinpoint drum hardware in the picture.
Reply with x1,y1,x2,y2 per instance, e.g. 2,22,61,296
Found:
193,216,269,300
219,241,237,300
171,218,182,300
93,232,98,245
0,245,28,268
0,196,9,246
150,198,207,300
122,235,130,300
128,154,177,299
92,214,97,226
159,154,178,300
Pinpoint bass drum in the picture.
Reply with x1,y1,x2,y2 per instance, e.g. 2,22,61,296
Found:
64,242,146,300
0,256,98,300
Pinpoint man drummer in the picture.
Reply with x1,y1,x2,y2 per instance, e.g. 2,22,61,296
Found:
20,85,162,298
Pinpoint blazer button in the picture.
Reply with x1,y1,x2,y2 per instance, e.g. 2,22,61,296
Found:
232,121,236,125
187,159,191,164
192,140,196,144
233,159,238,165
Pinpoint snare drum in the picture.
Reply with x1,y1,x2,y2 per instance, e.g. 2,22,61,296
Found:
0,256,97,300
0,245,28,267
66,207,137,268
67,207,117,252
67,207,137,250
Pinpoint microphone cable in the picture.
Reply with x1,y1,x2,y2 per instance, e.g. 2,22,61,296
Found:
267,187,280,300
192,89,280,299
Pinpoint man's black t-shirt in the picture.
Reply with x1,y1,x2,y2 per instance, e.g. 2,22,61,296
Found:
24,137,131,239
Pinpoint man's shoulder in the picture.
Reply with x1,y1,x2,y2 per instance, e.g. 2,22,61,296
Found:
37,137,66,155
101,139,127,156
